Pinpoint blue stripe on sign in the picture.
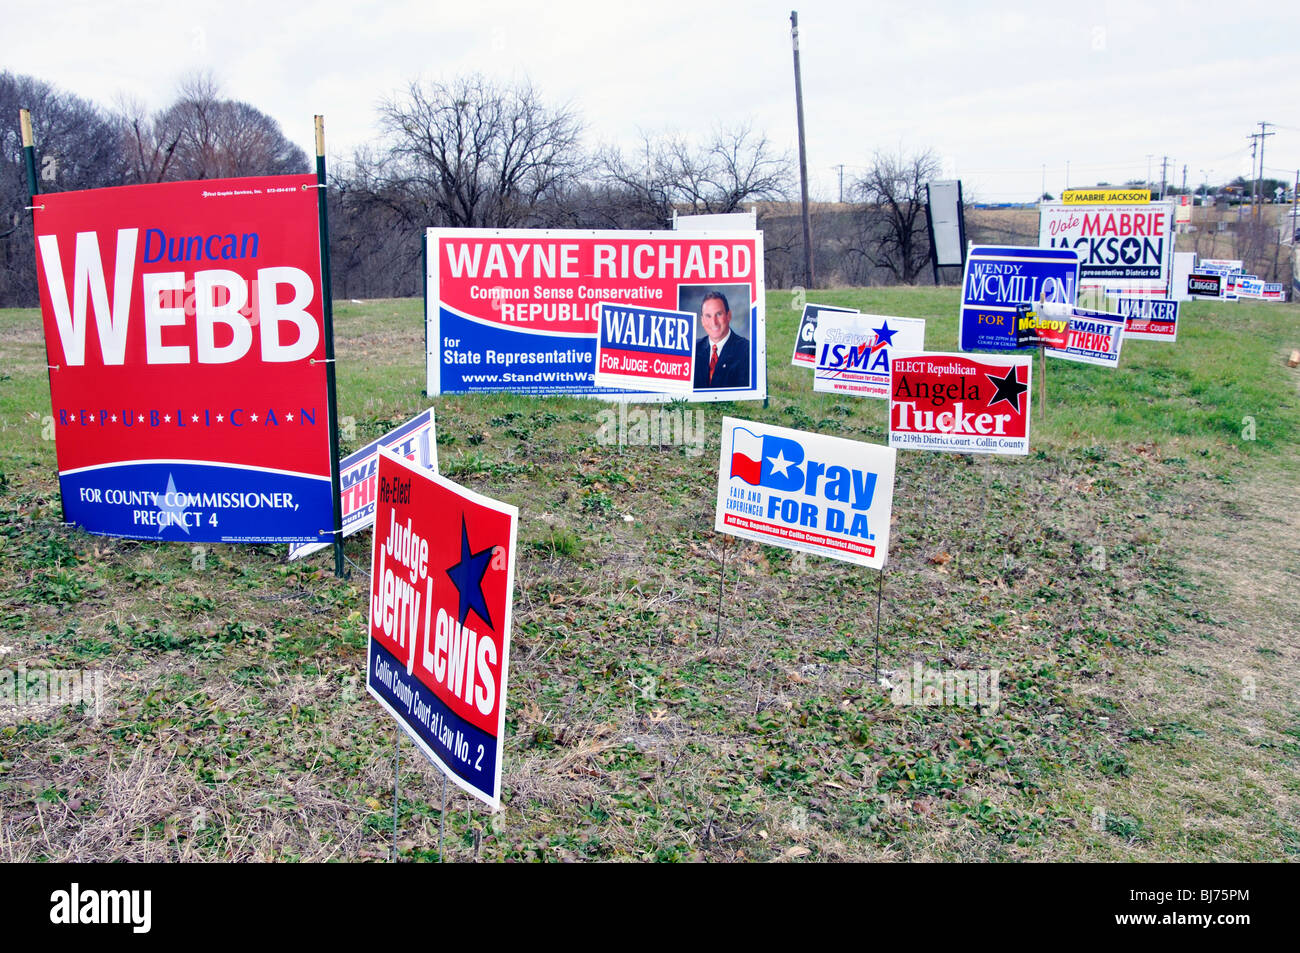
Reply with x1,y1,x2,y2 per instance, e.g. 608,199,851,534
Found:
368,639,498,800
59,462,331,544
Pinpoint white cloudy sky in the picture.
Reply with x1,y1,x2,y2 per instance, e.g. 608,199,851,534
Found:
8,0,1299,202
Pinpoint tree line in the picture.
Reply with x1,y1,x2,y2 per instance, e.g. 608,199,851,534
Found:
2,70,949,306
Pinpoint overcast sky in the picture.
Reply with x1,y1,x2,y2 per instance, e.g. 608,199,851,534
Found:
8,0,1298,203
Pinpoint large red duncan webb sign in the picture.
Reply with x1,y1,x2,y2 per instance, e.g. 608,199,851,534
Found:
33,176,334,544
367,448,517,809
427,228,765,402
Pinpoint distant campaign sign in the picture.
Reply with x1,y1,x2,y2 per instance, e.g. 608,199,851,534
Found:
367,448,517,809
1060,189,1151,205
1039,202,1173,293
792,303,857,367
289,409,438,561
426,228,765,402
960,246,1079,351
714,417,896,569
593,302,695,395
1013,303,1069,349
32,175,335,544
889,352,1032,456
1187,272,1223,298
1198,259,1243,276
1111,295,1179,342
812,313,925,399
1047,308,1126,368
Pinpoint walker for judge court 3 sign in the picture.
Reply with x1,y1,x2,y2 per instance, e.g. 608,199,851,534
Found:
593,302,696,395
367,448,517,809
714,417,896,569
888,352,1032,456
33,175,335,543
426,228,765,402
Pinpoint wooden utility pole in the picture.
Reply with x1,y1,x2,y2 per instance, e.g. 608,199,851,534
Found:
790,10,815,290
1257,121,1275,220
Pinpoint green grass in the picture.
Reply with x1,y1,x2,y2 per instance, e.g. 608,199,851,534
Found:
1,289,1298,862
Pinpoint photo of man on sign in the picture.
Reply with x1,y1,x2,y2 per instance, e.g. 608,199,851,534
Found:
682,285,752,390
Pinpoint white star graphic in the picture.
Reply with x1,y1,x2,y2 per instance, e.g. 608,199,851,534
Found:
111,414,117,423
767,449,796,478
138,414,144,422
191,414,199,423
250,413,259,422
154,474,192,536
163,414,171,423
285,412,293,422
216,414,224,423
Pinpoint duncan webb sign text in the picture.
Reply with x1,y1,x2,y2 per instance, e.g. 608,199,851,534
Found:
33,175,334,544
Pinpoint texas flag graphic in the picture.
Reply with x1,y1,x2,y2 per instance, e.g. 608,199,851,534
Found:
729,427,764,484
729,427,806,490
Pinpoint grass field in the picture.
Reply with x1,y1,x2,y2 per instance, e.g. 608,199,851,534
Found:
2,288,1298,861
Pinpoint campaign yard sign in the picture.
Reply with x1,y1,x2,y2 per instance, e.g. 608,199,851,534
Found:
715,417,896,569
1013,304,1069,349
427,228,765,402
1187,272,1223,298
33,175,334,544
1198,258,1244,276
792,303,857,367
960,246,1079,351
812,313,925,399
288,409,438,561
1039,202,1174,296
1110,295,1179,342
888,352,1031,455
1047,308,1126,368
592,302,695,395
366,448,517,809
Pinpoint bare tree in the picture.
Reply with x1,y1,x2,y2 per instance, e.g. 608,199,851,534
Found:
0,71,126,305
852,149,942,284
115,74,308,183
375,75,586,229
599,123,791,225
113,94,180,184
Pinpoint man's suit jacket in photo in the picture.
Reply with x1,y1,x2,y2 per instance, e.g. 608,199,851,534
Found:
694,333,750,389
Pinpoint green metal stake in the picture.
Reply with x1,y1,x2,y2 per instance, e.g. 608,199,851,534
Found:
22,108,68,526
20,108,38,197
314,116,346,579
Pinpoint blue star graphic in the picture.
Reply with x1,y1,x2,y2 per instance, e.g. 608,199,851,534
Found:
872,320,897,346
445,515,495,629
